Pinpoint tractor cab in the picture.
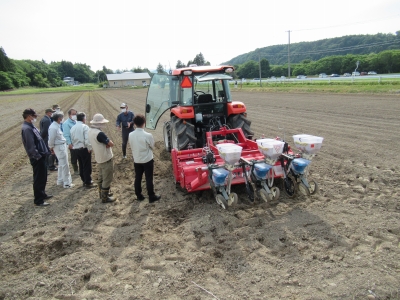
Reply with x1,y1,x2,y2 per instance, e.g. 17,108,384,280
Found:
145,65,252,151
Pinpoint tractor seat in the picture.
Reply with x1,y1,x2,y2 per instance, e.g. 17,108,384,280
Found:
197,94,213,104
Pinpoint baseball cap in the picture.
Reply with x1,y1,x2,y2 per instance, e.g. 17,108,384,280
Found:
120,103,127,108
45,108,56,113
52,104,61,109
23,108,38,117
90,113,109,124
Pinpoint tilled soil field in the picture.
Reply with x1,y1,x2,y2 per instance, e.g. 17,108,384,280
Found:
0,89,399,299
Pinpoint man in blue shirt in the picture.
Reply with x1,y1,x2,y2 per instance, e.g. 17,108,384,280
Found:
116,103,134,159
21,108,52,206
62,108,79,174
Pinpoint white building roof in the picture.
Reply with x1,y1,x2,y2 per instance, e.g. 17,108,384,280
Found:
106,72,151,80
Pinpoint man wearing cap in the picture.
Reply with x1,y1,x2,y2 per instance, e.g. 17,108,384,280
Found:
21,108,52,207
40,108,57,172
70,112,96,188
89,114,116,203
63,108,79,175
116,103,134,159
49,112,74,189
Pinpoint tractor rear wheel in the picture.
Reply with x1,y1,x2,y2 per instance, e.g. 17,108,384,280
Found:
170,116,196,150
227,113,254,139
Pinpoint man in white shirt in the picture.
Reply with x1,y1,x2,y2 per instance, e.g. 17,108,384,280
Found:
128,114,161,203
48,112,74,188
70,112,96,188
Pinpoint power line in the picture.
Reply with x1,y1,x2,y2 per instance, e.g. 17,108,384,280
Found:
260,40,400,59
293,14,400,32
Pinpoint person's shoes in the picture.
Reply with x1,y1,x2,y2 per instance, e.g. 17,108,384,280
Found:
35,202,50,207
64,184,75,189
83,182,97,188
149,195,161,203
49,167,58,171
123,156,127,159
45,194,53,199
101,188,116,203
137,194,145,201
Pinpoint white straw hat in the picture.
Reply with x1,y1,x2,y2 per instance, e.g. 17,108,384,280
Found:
90,113,109,124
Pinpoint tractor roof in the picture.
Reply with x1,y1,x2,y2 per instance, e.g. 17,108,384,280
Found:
172,65,234,76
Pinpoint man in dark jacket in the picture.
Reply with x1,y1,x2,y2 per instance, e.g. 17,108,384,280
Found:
116,103,134,159
40,108,57,171
21,108,52,207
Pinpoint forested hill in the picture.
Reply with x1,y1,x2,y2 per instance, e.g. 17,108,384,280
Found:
225,32,400,65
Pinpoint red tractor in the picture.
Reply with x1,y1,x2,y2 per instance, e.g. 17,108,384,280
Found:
145,65,253,151
145,65,284,207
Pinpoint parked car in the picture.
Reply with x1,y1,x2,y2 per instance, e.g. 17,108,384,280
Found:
330,74,340,77
280,76,286,79
251,78,260,82
343,73,351,77
368,71,377,75
296,75,307,79
352,72,360,76
319,73,327,78
360,72,368,76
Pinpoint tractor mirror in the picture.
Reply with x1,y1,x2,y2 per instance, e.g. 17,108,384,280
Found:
146,104,151,113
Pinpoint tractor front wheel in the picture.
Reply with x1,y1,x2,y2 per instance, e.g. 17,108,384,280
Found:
163,121,171,152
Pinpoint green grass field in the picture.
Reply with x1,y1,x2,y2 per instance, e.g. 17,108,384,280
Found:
231,79,400,94
0,84,148,95
2,79,400,95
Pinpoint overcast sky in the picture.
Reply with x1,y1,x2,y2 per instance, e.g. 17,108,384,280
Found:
1,0,399,72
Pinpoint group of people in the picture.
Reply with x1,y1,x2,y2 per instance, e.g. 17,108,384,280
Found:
21,102,161,207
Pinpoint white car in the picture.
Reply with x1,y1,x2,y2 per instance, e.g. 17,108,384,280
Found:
319,73,327,78
368,71,377,75
296,75,307,79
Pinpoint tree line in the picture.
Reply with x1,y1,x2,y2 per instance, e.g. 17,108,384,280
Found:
226,32,400,66
0,47,118,90
234,50,400,78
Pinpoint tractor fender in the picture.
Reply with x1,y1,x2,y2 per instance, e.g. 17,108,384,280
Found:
171,106,195,119
227,101,247,117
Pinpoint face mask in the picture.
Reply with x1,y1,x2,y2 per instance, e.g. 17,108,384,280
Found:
61,118,65,123
71,115,77,121
32,118,37,123
121,109,126,113
55,109,60,113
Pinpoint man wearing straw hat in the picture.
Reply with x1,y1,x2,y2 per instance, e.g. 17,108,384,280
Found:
88,113,116,203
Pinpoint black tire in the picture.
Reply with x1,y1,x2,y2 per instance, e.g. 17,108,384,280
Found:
163,121,171,152
283,174,296,198
227,113,254,139
170,116,196,150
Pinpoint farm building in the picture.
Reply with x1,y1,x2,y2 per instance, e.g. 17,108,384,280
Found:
63,77,79,86
106,72,151,87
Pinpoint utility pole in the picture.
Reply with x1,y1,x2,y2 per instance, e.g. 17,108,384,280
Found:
286,30,291,78
258,53,262,87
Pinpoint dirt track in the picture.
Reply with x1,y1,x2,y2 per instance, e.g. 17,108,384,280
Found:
0,89,399,299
